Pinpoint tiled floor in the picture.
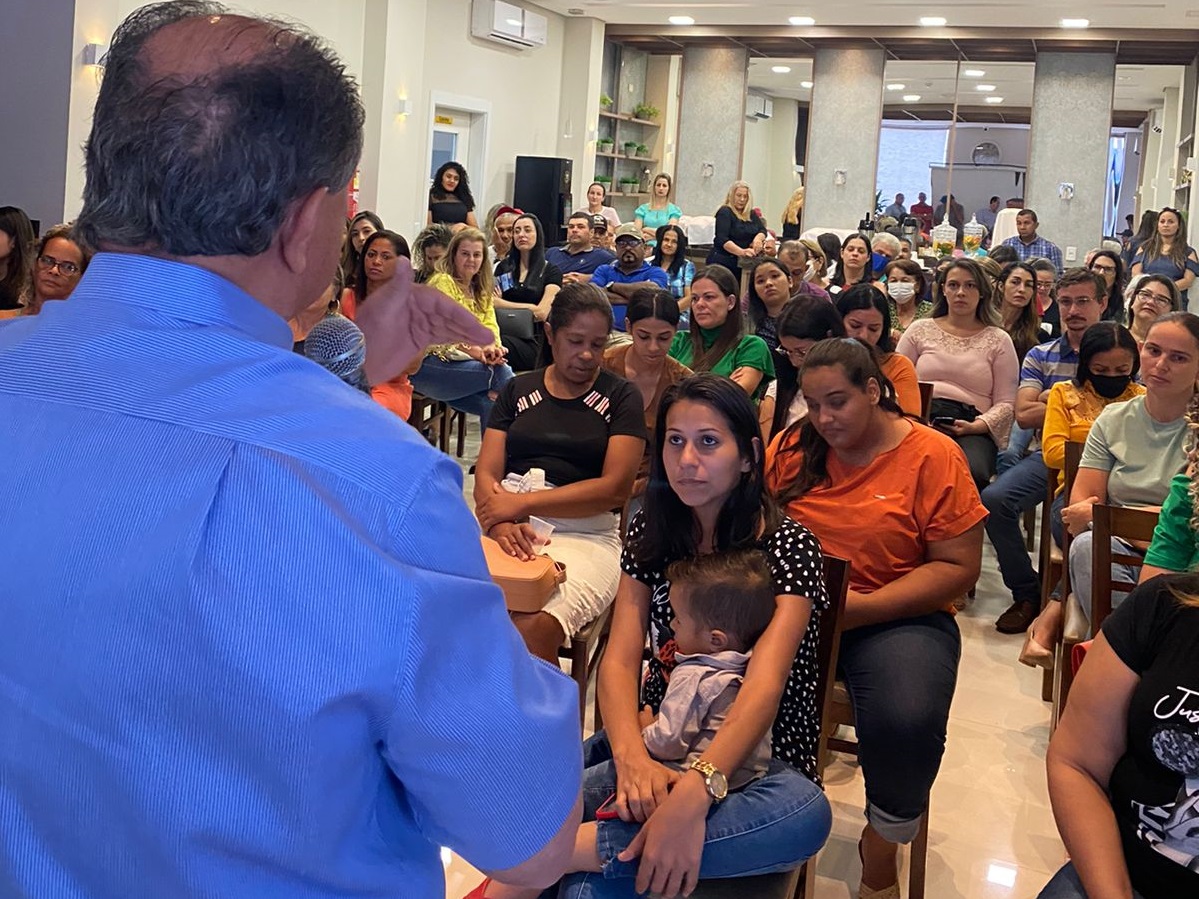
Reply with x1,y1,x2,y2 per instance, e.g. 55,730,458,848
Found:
440,418,1065,898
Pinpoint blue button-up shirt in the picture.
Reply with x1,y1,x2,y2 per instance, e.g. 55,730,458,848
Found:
1001,234,1064,273
0,253,580,898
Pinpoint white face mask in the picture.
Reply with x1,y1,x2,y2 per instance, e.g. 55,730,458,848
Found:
805,261,816,280
888,281,916,301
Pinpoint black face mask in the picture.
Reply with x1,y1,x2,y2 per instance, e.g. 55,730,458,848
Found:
1090,373,1132,399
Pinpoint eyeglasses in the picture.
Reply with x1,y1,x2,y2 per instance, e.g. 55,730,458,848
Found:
1090,263,1117,275
774,345,809,363
1035,282,1054,293
1057,296,1096,309
36,254,80,276
1134,288,1173,307
614,237,641,247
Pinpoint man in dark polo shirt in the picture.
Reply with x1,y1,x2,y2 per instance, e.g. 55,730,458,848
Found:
547,212,615,284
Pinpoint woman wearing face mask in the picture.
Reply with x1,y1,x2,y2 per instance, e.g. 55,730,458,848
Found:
585,182,621,232
829,233,873,294
995,261,1043,363
801,238,830,290
881,258,931,342
835,284,923,417
1131,206,1199,306
706,181,767,281
602,288,691,505
758,297,846,444
1018,322,1143,664
746,258,796,352
634,174,682,246
1126,274,1181,347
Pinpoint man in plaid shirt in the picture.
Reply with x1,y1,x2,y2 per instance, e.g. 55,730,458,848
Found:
1001,208,1063,273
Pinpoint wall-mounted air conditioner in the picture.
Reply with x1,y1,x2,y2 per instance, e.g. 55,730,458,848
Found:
745,93,774,120
472,0,548,49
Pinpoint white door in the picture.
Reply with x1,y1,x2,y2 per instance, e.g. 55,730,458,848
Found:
430,108,472,181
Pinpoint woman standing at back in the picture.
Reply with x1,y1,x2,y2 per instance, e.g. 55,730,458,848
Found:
427,161,479,232
1131,206,1199,307
706,181,767,280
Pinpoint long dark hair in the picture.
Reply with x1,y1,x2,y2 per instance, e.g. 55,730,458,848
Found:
746,258,792,331
830,233,872,289
340,210,383,291
0,206,35,307
835,283,895,353
353,229,410,304
627,286,681,328
1074,322,1139,389
1142,206,1189,272
996,261,1042,359
931,258,998,325
632,373,782,564
539,282,614,367
773,338,904,505
430,161,476,211
687,265,745,372
771,297,846,438
1089,249,1127,322
651,224,688,278
1132,209,1159,245
503,212,547,279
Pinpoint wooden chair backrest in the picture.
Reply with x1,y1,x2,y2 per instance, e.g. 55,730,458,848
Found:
813,554,850,780
1091,503,1160,630
1055,440,1086,594
918,381,934,424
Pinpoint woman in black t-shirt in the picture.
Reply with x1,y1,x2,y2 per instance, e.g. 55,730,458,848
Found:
426,161,478,232
495,213,564,371
475,283,645,663
706,180,767,282
1040,574,1199,898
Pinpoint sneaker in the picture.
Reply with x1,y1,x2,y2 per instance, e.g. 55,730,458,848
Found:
995,600,1038,634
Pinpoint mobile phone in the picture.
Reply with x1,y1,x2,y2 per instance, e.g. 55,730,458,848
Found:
595,792,620,821
932,416,956,428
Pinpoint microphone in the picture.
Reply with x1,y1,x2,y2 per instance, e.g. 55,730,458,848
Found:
303,314,370,394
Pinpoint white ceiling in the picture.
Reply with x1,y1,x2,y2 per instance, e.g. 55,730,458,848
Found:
539,0,1199,30
745,58,1184,113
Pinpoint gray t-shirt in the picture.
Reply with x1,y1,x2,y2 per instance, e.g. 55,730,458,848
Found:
1079,395,1187,508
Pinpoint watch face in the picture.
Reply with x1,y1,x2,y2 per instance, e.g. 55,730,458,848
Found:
709,769,729,800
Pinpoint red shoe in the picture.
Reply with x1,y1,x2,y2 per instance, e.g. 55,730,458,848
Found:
463,878,492,899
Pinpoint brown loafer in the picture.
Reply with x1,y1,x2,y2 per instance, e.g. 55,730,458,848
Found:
995,600,1038,634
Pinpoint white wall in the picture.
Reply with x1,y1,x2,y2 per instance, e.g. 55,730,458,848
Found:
739,97,801,230
949,125,1030,168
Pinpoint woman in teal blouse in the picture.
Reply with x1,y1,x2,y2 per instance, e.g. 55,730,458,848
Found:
669,264,774,398
635,173,683,245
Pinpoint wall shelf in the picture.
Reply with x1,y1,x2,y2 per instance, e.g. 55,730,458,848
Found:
599,110,661,128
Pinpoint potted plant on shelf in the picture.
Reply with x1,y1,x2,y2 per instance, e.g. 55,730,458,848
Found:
619,176,640,193
597,136,614,154
633,103,659,121
623,140,639,158
594,174,612,187
635,143,649,159
599,93,613,110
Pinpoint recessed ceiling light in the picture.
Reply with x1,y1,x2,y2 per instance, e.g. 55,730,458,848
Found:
903,94,922,102
886,83,906,91
800,80,814,88
963,69,985,77
772,65,792,74
975,84,996,92
789,16,816,26
1060,17,1089,28
985,96,1004,104
919,16,947,27
668,15,695,25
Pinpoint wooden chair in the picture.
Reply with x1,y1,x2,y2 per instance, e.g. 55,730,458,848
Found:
1038,441,1083,701
442,407,468,458
559,607,614,730
1054,503,1159,723
407,393,449,451
684,554,852,899
917,381,934,424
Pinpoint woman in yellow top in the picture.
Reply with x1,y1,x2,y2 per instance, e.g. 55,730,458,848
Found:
411,227,515,428
1022,322,1142,665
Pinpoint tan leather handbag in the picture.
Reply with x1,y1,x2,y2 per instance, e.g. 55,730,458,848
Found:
480,536,566,613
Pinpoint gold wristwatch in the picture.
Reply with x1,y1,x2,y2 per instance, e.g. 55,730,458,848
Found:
689,758,729,803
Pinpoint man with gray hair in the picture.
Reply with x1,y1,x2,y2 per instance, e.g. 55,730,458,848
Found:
0,3,580,897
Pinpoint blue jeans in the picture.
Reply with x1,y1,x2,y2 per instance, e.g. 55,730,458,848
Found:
1067,531,1143,638
1037,862,1146,898
998,424,1034,475
838,612,960,843
981,452,1048,605
408,356,514,428
549,733,831,898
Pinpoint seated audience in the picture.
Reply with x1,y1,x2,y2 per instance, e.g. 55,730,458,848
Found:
767,338,985,899
556,373,831,897
759,297,846,443
1039,573,1199,898
829,233,873,294
870,232,901,276
995,261,1044,363
634,173,682,245
778,240,830,301
802,237,831,289
22,224,92,316
474,284,645,663
669,265,773,398
0,205,35,313
413,227,515,428
1018,322,1143,666
746,258,795,352
1031,257,1062,338
601,287,690,504
1131,205,1199,307
547,211,615,283
896,258,1019,489
496,213,563,371
650,224,695,313
486,204,520,264
591,213,614,251
706,181,767,280
817,233,843,282
988,244,1019,266
882,258,932,341
590,224,669,331
412,223,453,283
835,284,923,417
585,181,621,231
1087,249,1127,323
427,161,479,232
1127,274,1181,348
780,186,805,241
340,210,382,292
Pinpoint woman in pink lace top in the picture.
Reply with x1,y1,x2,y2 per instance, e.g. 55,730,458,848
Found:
896,258,1019,489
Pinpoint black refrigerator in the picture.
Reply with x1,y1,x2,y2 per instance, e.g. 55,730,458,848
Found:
514,155,573,246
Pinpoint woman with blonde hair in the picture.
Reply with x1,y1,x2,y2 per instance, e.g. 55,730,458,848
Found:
413,227,514,427
800,237,829,289
781,186,805,241
706,180,767,280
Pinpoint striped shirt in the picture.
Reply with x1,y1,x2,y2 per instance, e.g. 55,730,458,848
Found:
1020,335,1080,392
1001,234,1064,273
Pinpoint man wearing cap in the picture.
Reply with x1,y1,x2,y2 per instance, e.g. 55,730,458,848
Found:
547,211,615,284
590,213,615,251
590,224,670,329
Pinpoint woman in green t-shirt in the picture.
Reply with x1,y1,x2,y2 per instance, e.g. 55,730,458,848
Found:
668,265,774,398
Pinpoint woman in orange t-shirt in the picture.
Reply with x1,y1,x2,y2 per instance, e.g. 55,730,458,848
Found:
765,337,986,899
